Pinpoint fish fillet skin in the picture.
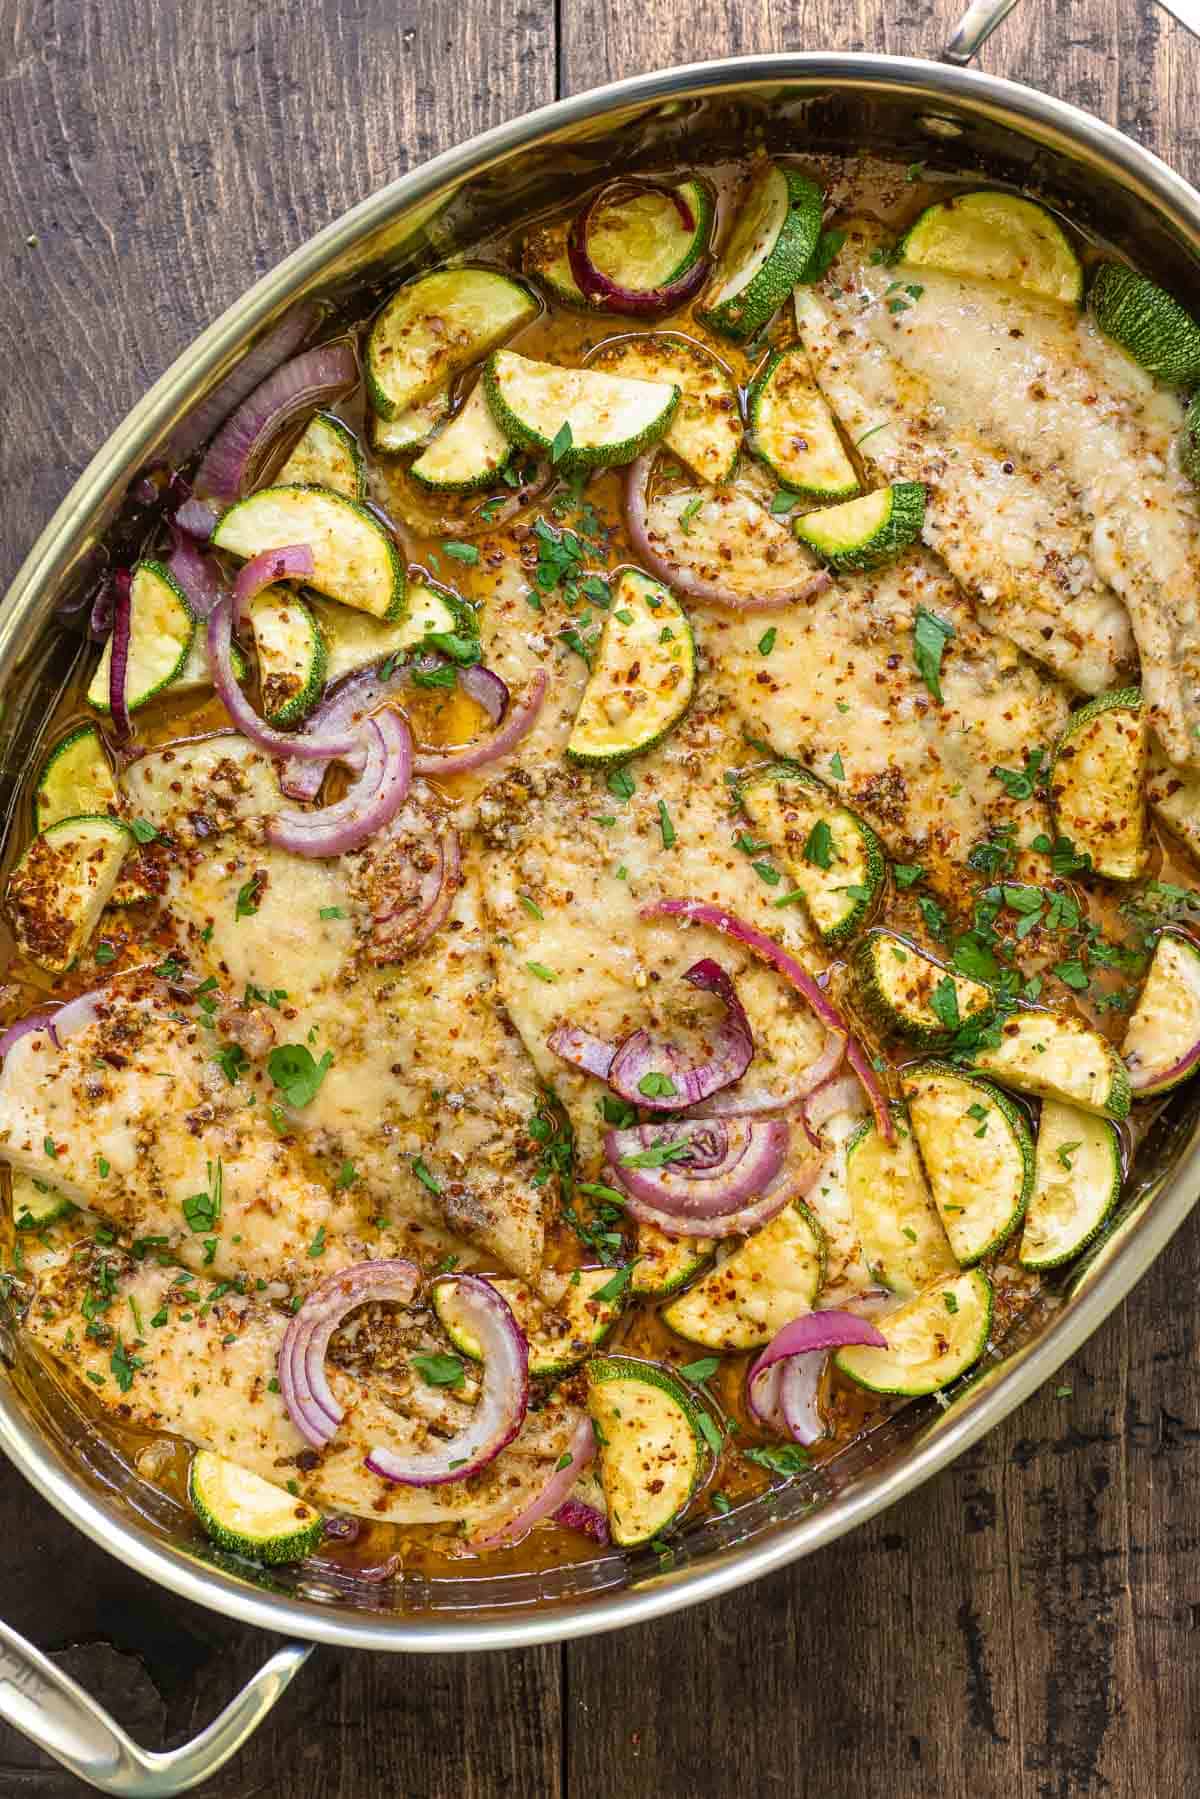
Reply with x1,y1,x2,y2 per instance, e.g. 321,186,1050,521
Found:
799,230,1200,763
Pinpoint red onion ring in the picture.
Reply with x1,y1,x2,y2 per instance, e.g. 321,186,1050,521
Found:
697,1029,846,1119
553,1497,611,1544
469,1414,595,1550
166,530,226,619
0,1012,56,1059
365,1275,529,1488
546,1022,617,1081
87,578,115,643
642,899,894,1143
267,711,413,858
173,497,219,543
459,664,509,725
48,989,105,1045
606,1117,789,1219
779,1357,826,1445
802,1073,868,1138
412,668,547,777
107,569,134,744
625,454,834,613
610,1143,821,1239
232,543,315,634
746,1360,788,1433
171,300,323,462
566,179,709,316
195,338,358,504
279,662,413,801
747,1309,888,1447
608,958,753,1111
379,826,461,957
208,594,359,762
278,1258,422,1448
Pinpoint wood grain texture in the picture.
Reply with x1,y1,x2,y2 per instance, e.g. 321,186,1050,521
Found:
3,1,1200,1795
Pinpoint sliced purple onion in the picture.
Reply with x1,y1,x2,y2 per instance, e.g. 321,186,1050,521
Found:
195,339,358,505
459,664,509,726
803,1073,869,1137
208,593,359,761
614,1147,822,1240
546,1022,616,1081
608,958,753,1111
553,1497,610,1544
166,530,226,619
267,711,413,858
279,663,412,800
87,579,115,644
108,569,134,744
372,826,462,960
605,1116,789,1219
278,1259,421,1448
366,1275,529,1488
747,1309,888,1447
173,497,219,542
412,669,547,778
232,543,315,634
746,1360,787,1433
469,1414,595,1550
697,1030,846,1119
0,1011,56,1059
48,988,105,1045
171,300,323,462
566,179,710,316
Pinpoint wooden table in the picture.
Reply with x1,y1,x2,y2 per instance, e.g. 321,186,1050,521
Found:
1,1,1199,1792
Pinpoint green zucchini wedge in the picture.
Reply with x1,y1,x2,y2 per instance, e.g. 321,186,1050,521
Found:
972,1009,1131,1120
11,1170,75,1230
310,578,475,686
366,268,537,419
1019,1100,1122,1271
433,1267,621,1378
246,587,327,726
586,333,741,485
902,1063,1034,1266
661,1201,824,1351
409,381,514,493
793,482,926,573
696,159,823,342
189,1451,324,1565
854,931,994,1048
740,764,885,945
6,814,131,974
167,632,247,698
896,190,1083,304
368,386,452,455
748,345,859,500
845,1111,957,1299
525,179,714,310
834,1269,993,1397
278,410,365,500
631,1221,714,1298
1183,391,1200,487
1050,687,1147,881
211,485,405,621
586,1356,705,1546
565,568,695,765
35,725,117,832
483,350,679,471
87,561,195,713
1089,262,1200,385
1122,928,1200,1096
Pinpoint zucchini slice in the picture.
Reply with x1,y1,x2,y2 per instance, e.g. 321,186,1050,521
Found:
631,1222,714,1297
696,160,823,342
1121,928,1200,1095
660,1201,824,1351
246,588,327,726
368,386,452,455
1089,262,1200,386
366,268,537,420
310,578,474,686
586,334,741,485
1019,1101,1122,1271
748,345,859,500
793,483,926,573
189,1451,324,1565
845,1112,957,1298
409,381,514,493
1183,391,1200,487
740,764,885,945
277,410,365,501
897,190,1083,305
167,633,247,697
35,725,117,832
834,1270,993,1397
211,486,405,621
1050,687,1147,881
12,1170,75,1229
524,180,714,310
973,1010,1131,1120
565,568,695,765
7,814,131,974
433,1268,621,1377
586,1356,704,1546
854,931,994,1048
483,351,679,472
903,1064,1034,1266
87,561,194,713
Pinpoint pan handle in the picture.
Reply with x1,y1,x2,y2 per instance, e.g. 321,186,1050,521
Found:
0,1615,313,1796
941,0,1024,63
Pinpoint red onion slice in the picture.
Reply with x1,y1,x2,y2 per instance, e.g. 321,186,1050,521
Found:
365,1275,529,1488
0,1012,56,1059
173,497,219,543
166,530,226,619
208,594,359,761
412,669,547,777
459,664,509,726
107,569,134,744
195,339,358,504
553,1497,611,1544
376,826,462,957
614,1147,822,1239
267,711,413,858
48,989,105,1045
642,899,894,1143
746,1360,788,1433
803,1073,869,1137
606,1117,788,1219
625,455,834,613
546,1022,617,1081
697,1029,846,1119
469,1414,595,1551
748,1309,888,1447
608,958,753,1111
231,543,315,634
171,300,322,462
566,180,710,316
280,662,413,800
779,1357,826,1446
278,1259,422,1449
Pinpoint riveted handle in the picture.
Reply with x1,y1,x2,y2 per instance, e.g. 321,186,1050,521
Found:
941,0,1024,63
0,1616,313,1796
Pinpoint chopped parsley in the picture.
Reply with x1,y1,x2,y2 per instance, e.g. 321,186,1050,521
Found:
129,818,158,844
234,873,265,920
183,1159,223,1234
757,627,777,657
893,863,924,889
638,1071,677,1098
267,1043,333,1107
412,1157,443,1195
525,961,557,983
744,1444,811,1477
620,1139,691,1169
912,606,955,705
412,1351,465,1388
930,976,961,1034
696,1412,723,1456
991,749,1048,800
679,1356,720,1383
319,905,345,920
442,540,479,565
607,767,635,803
657,800,676,849
550,420,573,464
593,1265,633,1303
829,751,845,781
213,1043,248,1085
944,1291,960,1316
1057,1140,1083,1172
804,819,835,870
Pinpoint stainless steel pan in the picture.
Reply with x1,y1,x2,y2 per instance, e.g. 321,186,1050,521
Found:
4,1,1200,1788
